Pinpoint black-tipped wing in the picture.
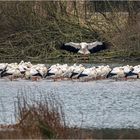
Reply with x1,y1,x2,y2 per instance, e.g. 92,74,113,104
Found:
61,42,80,53
88,42,108,53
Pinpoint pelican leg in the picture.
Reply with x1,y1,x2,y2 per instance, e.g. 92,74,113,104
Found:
124,77,127,81
60,76,64,81
138,73,140,79
53,78,56,82
21,74,25,79
13,76,18,81
115,77,118,81
31,76,41,81
92,77,96,81
83,54,89,62
8,75,13,81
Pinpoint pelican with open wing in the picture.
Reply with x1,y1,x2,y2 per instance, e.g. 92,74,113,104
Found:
61,41,107,55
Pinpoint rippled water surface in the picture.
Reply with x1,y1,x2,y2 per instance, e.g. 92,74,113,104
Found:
0,78,140,129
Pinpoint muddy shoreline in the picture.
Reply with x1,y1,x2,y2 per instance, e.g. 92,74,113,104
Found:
0,125,140,139
0,55,140,64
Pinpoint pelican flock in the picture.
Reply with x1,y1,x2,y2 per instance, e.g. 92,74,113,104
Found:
0,60,139,81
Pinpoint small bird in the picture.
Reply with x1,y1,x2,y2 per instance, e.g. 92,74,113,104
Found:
61,41,107,55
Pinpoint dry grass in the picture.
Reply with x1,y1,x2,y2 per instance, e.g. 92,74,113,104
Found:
15,94,68,139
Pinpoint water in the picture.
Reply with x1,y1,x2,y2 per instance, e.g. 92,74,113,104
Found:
0,78,140,129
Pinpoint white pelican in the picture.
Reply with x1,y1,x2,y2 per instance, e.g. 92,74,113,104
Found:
1,67,21,81
70,64,85,79
131,65,140,79
24,68,42,81
107,67,126,80
61,41,107,55
78,67,97,81
0,63,8,76
46,65,64,81
0,63,8,71
93,65,111,79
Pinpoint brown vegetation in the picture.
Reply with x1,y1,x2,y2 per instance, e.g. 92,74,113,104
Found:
0,92,96,139
0,94,69,139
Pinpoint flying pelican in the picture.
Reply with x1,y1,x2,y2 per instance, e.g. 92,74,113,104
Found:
61,41,107,55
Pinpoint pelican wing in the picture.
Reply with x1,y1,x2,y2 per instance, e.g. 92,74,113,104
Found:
87,41,103,50
65,42,81,49
87,41,108,53
61,42,80,53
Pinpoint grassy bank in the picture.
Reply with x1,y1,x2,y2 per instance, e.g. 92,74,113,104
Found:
0,1,140,62
0,51,139,64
